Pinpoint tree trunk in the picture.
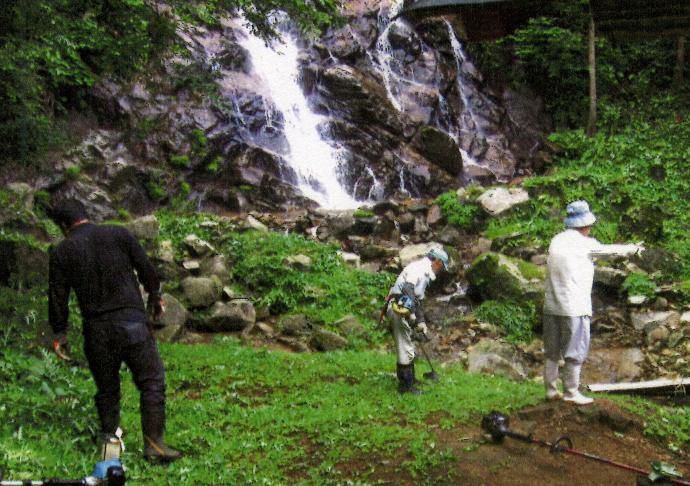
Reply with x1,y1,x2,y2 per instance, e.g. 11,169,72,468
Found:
674,36,686,87
587,16,597,137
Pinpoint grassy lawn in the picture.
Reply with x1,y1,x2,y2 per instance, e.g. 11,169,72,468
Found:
1,338,543,485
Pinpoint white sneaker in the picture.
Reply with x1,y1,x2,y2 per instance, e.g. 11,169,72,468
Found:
563,392,593,405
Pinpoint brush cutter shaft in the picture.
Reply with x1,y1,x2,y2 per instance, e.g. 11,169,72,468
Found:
481,412,690,486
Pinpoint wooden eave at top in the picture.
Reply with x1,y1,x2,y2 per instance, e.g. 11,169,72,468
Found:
590,0,690,40
400,0,690,41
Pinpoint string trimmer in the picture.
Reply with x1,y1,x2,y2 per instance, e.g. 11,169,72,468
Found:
0,463,124,486
481,411,690,485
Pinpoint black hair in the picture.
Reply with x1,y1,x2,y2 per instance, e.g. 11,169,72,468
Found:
48,198,88,228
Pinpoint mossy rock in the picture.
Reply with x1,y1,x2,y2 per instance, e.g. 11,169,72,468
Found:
467,252,544,305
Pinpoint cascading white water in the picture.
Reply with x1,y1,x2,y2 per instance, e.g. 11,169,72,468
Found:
237,25,359,209
445,20,485,137
371,0,406,111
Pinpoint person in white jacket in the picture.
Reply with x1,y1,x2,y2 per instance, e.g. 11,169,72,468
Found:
543,200,643,405
387,247,449,394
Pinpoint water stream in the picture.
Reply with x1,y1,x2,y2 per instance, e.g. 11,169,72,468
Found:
237,25,360,209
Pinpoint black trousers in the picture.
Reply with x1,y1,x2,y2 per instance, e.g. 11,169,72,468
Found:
84,320,166,434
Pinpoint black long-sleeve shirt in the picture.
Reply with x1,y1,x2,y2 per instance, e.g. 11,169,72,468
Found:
48,223,160,334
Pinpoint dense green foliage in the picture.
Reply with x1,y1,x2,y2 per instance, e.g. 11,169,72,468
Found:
622,272,658,299
486,96,690,279
469,1,683,128
474,300,536,343
434,191,481,230
0,0,341,166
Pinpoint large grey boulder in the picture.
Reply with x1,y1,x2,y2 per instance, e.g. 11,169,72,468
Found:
594,266,628,288
467,339,528,382
477,187,529,216
204,300,256,332
156,240,175,263
126,215,160,241
154,293,188,343
181,276,221,308
310,328,349,351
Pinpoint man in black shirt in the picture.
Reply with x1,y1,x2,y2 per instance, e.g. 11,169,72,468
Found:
48,198,180,463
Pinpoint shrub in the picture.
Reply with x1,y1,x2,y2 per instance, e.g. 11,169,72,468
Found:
63,166,81,180
475,300,537,343
622,272,657,299
434,191,481,230
169,154,191,168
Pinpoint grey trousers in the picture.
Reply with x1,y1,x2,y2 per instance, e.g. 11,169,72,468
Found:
388,306,415,365
543,314,591,365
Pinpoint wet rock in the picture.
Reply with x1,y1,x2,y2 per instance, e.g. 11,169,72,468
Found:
477,187,529,216
246,215,269,232
646,325,670,346
413,126,463,176
310,328,348,351
182,259,201,272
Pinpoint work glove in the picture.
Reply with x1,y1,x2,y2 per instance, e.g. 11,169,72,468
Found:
413,322,429,342
52,331,72,361
147,293,164,320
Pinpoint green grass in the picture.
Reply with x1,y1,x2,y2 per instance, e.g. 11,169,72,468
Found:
0,338,542,484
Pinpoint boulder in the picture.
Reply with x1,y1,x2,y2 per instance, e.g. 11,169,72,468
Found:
181,276,221,308
126,215,160,242
154,294,188,342
310,328,348,351
203,300,256,332
646,325,670,346
246,215,269,232
477,187,529,216
398,242,444,268
333,315,366,337
200,255,230,281
413,126,463,176
630,310,680,332
594,266,628,288
284,254,312,271
467,339,528,382
467,252,544,304
337,251,361,268
156,240,175,263
183,234,216,257
277,314,311,336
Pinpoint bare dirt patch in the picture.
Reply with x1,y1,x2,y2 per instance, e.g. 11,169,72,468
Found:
335,399,690,485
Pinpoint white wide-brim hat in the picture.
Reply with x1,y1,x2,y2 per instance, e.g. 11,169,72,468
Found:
564,200,597,228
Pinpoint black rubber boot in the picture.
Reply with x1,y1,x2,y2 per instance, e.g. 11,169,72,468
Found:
397,363,422,395
142,406,181,464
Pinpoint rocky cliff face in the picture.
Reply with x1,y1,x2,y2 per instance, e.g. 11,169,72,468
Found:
36,0,552,216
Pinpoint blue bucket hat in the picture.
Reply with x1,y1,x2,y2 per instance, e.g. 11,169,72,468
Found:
427,247,449,271
564,200,597,228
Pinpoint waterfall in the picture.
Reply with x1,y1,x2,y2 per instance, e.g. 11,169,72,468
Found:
371,0,406,111
236,25,359,210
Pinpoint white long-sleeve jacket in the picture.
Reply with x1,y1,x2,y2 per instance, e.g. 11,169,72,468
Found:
544,229,639,317
389,257,436,300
